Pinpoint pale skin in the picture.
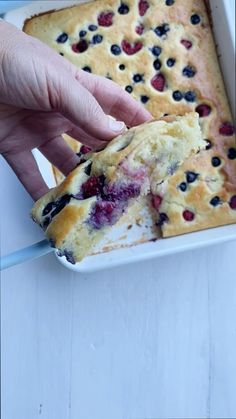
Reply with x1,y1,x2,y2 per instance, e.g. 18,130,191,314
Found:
0,20,152,201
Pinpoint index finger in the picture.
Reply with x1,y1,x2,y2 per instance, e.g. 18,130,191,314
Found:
3,150,49,201
75,71,152,127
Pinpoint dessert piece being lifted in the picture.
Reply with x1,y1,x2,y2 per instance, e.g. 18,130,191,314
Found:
31,112,205,264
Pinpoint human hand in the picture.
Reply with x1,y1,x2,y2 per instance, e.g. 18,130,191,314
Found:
0,21,152,201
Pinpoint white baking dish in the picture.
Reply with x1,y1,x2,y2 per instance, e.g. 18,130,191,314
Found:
4,0,236,272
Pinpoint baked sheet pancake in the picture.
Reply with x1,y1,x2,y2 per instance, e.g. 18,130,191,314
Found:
24,0,236,240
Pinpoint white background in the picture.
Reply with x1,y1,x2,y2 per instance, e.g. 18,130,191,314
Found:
1,1,236,418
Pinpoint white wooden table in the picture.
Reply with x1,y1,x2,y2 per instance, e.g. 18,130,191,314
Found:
1,146,236,419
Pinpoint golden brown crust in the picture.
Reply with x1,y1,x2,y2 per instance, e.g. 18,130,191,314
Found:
25,0,236,239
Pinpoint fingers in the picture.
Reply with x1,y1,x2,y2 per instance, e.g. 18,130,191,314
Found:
3,151,49,201
55,76,126,142
66,125,107,151
38,136,80,176
75,71,153,127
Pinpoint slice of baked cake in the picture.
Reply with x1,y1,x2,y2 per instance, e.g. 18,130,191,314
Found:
31,113,205,263
24,0,236,236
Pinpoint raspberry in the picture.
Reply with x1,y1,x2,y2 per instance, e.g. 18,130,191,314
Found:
98,11,114,26
82,175,105,198
219,122,235,136
183,210,195,221
138,0,149,16
135,24,144,35
121,40,143,55
181,39,192,49
151,74,165,91
72,40,88,53
229,196,236,210
195,104,211,117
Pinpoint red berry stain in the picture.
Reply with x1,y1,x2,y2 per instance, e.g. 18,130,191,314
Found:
151,74,165,91
229,195,236,210
98,11,114,27
219,122,235,136
121,40,143,55
72,40,88,53
183,209,195,221
152,195,163,210
181,39,192,49
195,104,212,117
82,175,105,198
135,24,144,35
138,0,149,16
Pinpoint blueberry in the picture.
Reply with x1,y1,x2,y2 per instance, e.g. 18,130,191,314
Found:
133,74,143,83
43,217,51,229
57,249,75,265
50,194,72,218
84,162,92,176
63,250,76,265
183,65,196,78
141,95,149,103
118,3,129,14
154,24,170,37
227,147,236,159
179,182,187,192
43,195,71,225
167,58,175,67
92,34,103,44
186,171,199,183
157,212,169,226
88,24,97,31
125,85,133,93
56,33,68,43
83,66,91,73
172,90,183,101
42,202,55,216
211,157,221,167
151,46,162,56
111,44,121,55
205,139,212,150
210,196,221,207
153,58,162,70
191,14,201,25
119,64,125,70
79,30,87,38
184,91,196,102
166,0,174,4
49,239,56,248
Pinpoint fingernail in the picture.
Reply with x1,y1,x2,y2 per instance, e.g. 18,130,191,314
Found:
109,119,125,132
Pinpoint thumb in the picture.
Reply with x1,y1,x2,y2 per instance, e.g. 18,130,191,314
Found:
53,73,125,142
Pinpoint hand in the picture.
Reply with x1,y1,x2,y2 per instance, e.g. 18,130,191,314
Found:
0,21,152,201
